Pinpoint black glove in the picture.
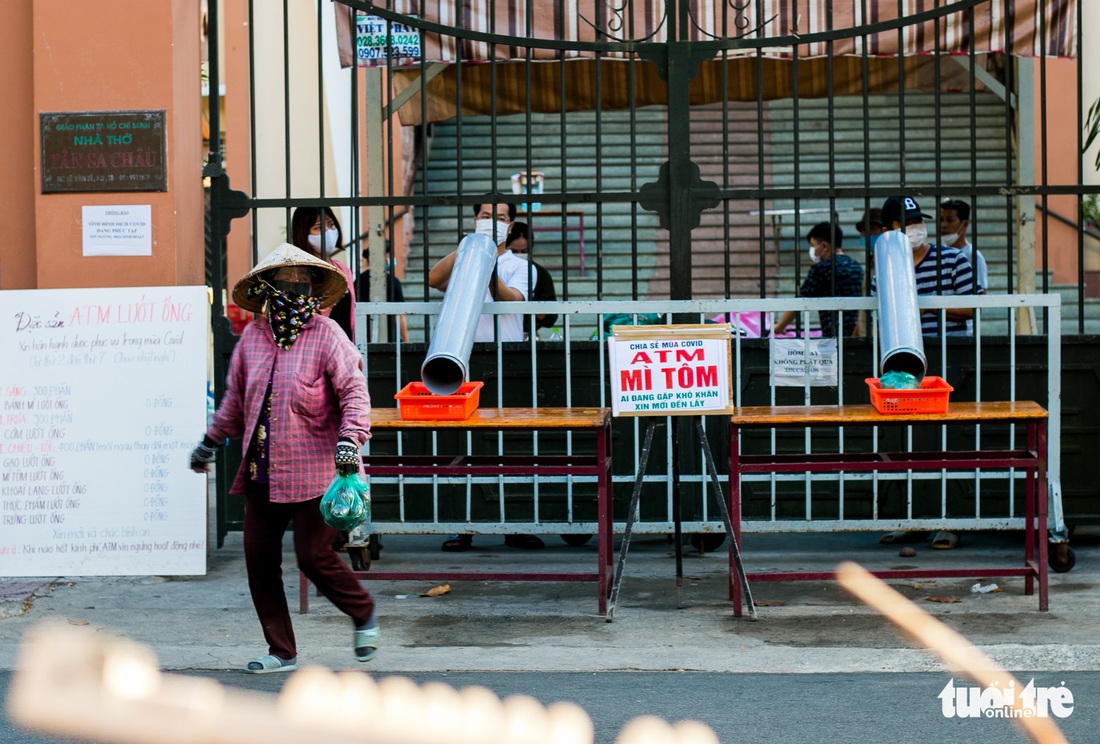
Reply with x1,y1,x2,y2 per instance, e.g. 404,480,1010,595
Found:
190,438,217,472
335,438,360,475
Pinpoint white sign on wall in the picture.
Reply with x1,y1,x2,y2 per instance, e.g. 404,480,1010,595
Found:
608,324,732,417
0,286,209,577
770,337,839,387
82,204,152,256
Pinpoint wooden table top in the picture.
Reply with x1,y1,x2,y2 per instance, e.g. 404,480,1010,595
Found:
371,407,611,430
730,401,1047,426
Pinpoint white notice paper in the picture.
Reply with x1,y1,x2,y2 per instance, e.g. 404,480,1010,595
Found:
770,338,839,387
0,286,209,576
82,205,152,256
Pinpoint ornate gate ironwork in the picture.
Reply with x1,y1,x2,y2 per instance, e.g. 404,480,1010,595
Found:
205,0,1087,540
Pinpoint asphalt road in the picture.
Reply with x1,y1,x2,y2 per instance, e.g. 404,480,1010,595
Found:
2,670,1095,744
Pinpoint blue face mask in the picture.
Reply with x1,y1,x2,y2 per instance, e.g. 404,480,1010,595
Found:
861,233,880,251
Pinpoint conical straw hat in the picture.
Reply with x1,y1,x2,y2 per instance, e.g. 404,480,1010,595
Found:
231,243,348,313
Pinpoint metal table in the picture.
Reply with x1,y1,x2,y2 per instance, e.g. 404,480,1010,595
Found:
728,402,1049,615
300,407,614,615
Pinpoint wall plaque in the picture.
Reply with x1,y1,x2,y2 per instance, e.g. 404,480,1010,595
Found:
40,110,167,193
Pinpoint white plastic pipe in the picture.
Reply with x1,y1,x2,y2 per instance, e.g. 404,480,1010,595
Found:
874,230,927,380
421,233,498,394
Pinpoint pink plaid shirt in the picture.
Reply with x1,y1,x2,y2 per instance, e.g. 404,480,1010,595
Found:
207,314,371,503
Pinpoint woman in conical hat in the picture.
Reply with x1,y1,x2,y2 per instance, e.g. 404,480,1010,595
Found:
230,242,348,313
191,242,379,672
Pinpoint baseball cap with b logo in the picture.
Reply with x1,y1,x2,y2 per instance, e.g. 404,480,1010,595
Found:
881,196,932,226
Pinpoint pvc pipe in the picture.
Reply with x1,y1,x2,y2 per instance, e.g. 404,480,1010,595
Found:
421,234,498,394
874,230,927,380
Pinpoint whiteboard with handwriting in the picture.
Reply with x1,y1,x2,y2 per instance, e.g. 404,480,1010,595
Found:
0,286,208,576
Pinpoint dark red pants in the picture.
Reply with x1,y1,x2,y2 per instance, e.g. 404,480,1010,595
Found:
243,483,374,660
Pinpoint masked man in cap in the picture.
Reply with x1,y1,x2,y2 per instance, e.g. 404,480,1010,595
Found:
190,243,379,673
872,196,974,335
873,198,973,550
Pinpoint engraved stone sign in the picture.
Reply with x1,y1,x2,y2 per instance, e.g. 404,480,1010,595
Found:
40,110,167,193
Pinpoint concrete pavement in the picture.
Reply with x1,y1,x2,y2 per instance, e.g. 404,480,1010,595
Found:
2,528,1098,675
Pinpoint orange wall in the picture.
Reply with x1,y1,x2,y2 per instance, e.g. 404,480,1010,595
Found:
0,2,37,288
23,0,203,290
223,0,253,297
1033,57,1083,284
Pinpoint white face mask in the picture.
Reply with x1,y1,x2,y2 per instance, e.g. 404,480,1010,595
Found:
308,228,339,252
475,219,510,246
807,245,821,264
906,223,928,251
939,231,960,246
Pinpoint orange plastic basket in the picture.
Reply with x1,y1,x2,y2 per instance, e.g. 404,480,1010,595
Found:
394,381,484,421
865,376,954,415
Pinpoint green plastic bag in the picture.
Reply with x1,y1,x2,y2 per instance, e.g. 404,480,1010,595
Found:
879,371,921,390
320,472,370,531
599,312,663,339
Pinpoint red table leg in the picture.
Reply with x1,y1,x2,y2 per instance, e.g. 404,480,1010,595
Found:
1024,421,1036,597
1038,419,1049,611
730,424,743,617
597,420,612,615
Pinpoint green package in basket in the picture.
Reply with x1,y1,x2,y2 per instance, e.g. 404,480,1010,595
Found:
879,371,921,390
320,472,370,531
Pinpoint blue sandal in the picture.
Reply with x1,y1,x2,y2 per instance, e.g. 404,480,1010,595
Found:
245,654,297,674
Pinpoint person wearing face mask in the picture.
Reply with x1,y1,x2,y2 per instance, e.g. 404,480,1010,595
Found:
940,198,987,295
871,196,974,336
855,207,886,253
290,206,357,342
772,222,863,338
428,197,543,553
427,195,531,343
190,243,380,673
873,198,973,551
853,207,885,337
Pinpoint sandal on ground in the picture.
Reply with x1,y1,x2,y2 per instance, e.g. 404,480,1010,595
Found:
503,534,545,549
879,530,929,545
931,531,960,550
354,626,380,662
441,534,473,552
245,654,297,674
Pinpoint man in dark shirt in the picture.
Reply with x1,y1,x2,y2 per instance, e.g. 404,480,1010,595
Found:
357,243,408,343
506,222,558,337
772,222,864,337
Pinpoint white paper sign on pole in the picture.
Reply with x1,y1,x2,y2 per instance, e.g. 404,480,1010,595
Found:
0,286,209,577
82,205,152,256
607,324,732,417
769,337,839,387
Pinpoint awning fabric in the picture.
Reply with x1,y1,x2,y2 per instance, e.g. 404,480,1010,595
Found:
336,1,1077,65
334,1,1076,125
388,55,982,125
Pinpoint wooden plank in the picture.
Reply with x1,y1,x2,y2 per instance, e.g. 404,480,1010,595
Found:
370,407,611,430
730,401,1047,426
